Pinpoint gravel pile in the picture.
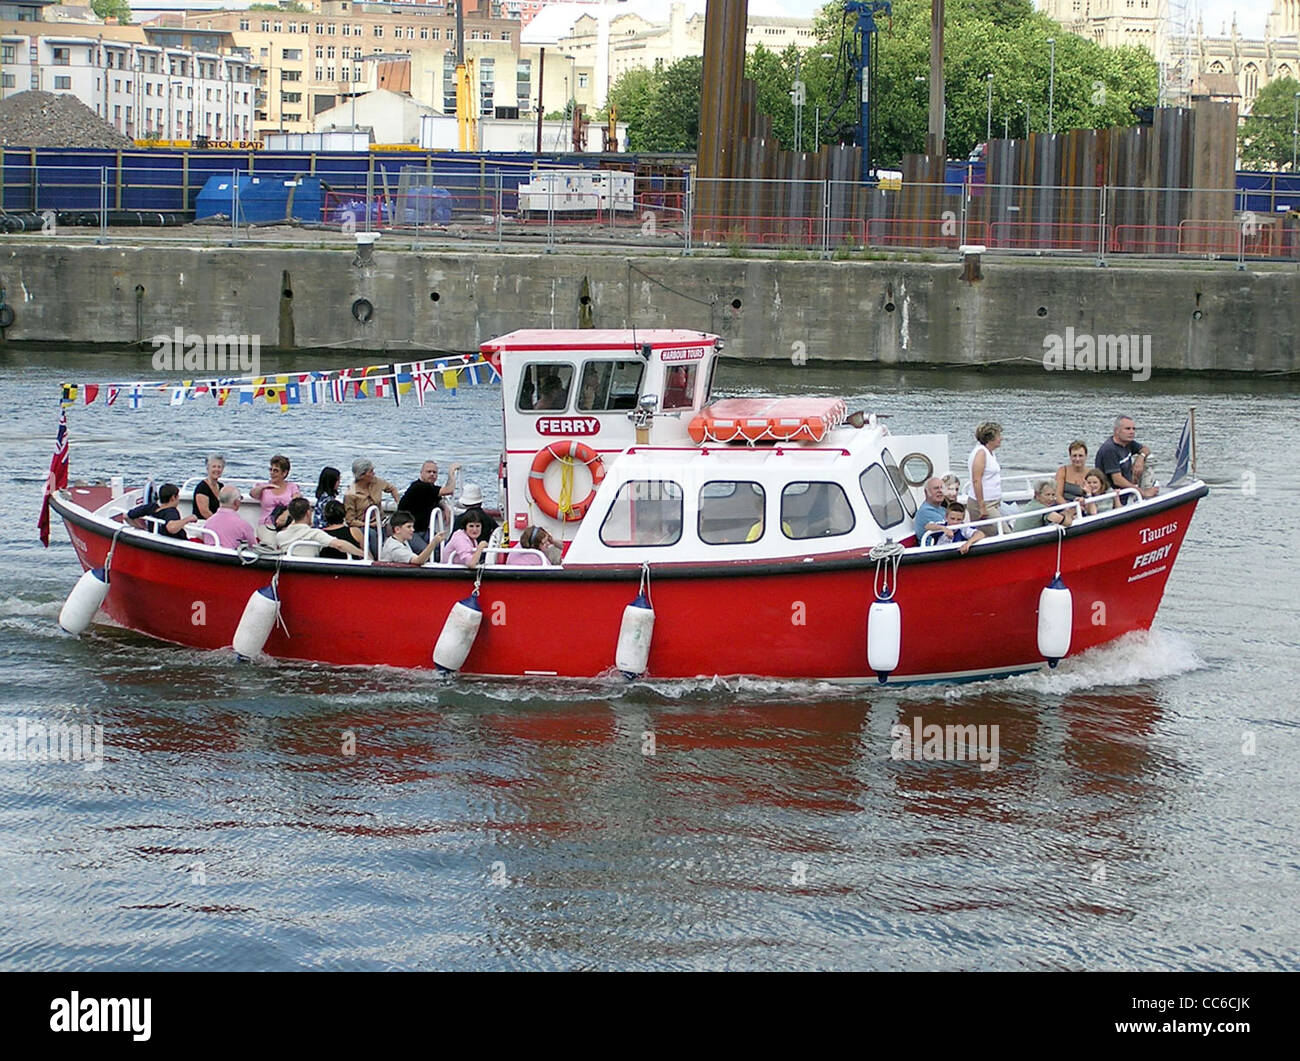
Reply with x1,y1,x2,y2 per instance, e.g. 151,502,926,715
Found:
0,91,133,149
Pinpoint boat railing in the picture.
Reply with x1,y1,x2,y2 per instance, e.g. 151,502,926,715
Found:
478,546,554,567
623,445,852,458
361,505,383,562
921,487,1143,545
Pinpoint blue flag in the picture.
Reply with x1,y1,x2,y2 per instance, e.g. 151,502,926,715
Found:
1168,414,1193,486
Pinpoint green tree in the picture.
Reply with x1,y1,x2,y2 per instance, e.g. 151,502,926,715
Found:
1240,77,1300,170
248,2,308,10
91,0,131,23
809,0,1158,165
606,66,660,151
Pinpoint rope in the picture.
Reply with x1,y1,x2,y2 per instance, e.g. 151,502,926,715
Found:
627,262,718,308
1054,523,1065,580
638,562,654,611
472,557,486,598
557,453,575,517
869,540,904,601
270,561,290,639
102,525,125,580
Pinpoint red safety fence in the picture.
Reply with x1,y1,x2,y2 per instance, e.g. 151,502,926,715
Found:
986,220,1102,252
866,217,988,249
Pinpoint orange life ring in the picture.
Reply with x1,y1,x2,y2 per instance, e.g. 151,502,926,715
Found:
529,441,606,521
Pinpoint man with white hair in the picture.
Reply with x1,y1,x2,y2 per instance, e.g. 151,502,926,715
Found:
202,485,255,550
344,457,402,529
914,477,948,543
1097,415,1157,503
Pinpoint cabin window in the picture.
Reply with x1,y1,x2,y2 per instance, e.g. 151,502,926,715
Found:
518,363,573,412
698,481,764,544
577,360,644,411
881,448,917,517
780,482,855,539
859,464,905,528
600,481,683,547
660,363,698,410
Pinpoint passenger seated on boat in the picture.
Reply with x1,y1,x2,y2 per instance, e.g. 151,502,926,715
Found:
1083,469,1112,514
507,525,554,566
313,466,341,528
915,478,948,542
1014,481,1076,533
1054,441,1090,504
344,458,402,528
203,486,255,550
443,513,489,567
127,483,196,540
931,502,986,555
250,454,300,545
1097,415,1158,503
940,474,961,503
452,484,500,543
194,454,226,520
317,501,362,559
278,497,365,559
379,510,444,565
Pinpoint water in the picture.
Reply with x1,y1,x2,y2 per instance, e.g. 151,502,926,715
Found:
1,348,1297,970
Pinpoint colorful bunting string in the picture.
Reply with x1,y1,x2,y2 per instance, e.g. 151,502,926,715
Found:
58,355,499,409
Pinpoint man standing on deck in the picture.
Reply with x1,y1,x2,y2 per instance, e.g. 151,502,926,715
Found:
398,459,461,547
1097,416,1158,503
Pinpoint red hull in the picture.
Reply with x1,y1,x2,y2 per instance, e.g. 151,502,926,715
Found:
53,487,1205,683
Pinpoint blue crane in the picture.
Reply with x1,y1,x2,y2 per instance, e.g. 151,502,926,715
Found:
844,1,892,184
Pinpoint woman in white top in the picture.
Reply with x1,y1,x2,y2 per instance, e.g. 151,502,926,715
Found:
967,421,1005,535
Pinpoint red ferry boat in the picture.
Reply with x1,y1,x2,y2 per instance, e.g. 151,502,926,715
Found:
49,329,1207,684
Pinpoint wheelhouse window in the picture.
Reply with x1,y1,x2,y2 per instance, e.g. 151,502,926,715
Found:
517,363,573,412
599,481,683,548
577,360,644,411
698,481,764,544
859,464,905,528
660,363,698,410
881,448,917,518
780,482,855,539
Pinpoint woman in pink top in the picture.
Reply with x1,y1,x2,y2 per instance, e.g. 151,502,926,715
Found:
249,454,301,544
506,525,554,566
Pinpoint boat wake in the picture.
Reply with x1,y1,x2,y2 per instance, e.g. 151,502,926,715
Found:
931,627,1208,702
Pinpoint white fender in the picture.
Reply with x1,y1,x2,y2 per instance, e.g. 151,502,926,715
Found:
867,599,901,683
434,595,482,672
59,567,110,636
616,592,655,679
1037,577,1073,667
233,585,279,659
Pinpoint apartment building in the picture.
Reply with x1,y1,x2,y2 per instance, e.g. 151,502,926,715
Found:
178,1,587,136
0,1,256,139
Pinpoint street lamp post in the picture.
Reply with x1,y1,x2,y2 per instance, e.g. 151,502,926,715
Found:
1018,97,1029,138
791,53,804,152
1292,91,1299,170
1047,38,1055,135
563,53,575,117
1004,115,1009,139
815,51,832,151
986,72,993,142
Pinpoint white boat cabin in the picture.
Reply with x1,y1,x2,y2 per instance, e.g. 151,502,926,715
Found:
484,329,951,565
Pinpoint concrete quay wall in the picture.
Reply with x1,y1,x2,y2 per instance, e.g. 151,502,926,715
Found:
1,243,1296,374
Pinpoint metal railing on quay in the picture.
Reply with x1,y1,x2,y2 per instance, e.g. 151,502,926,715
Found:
4,165,1300,263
